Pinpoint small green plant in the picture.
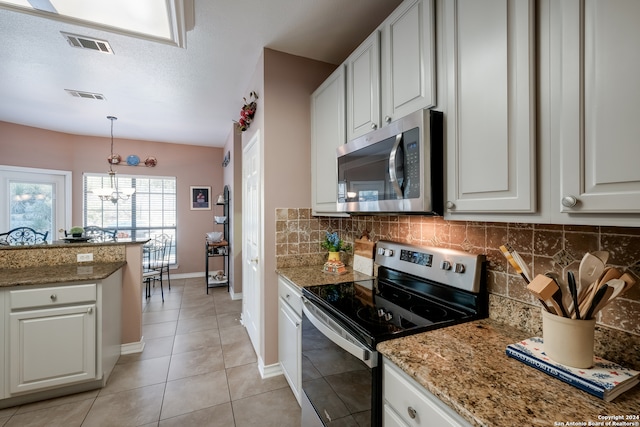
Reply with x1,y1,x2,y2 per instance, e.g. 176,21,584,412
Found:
321,231,351,252
69,226,84,235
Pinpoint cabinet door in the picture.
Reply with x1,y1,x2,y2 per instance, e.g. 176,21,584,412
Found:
444,0,536,213
9,304,97,394
278,298,301,405
381,0,435,123
556,0,640,213
347,31,381,141
311,65,348,215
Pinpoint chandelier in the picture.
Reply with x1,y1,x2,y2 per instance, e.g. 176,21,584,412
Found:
92,116,135,204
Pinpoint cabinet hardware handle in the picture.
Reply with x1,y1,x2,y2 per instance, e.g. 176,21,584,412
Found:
286,294,290,298
407,406,417,419
446,201,455,210
295,322,300,327
562,195,578,208
50,294,57,301
87,307,93,314
371,123,378,130
385,116,392,124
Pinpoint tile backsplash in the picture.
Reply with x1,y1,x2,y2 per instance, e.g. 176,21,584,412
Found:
275,208,640,342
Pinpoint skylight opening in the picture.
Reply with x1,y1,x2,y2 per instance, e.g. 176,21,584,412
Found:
0,0,186,46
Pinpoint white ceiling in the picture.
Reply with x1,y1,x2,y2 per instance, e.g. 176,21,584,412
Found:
0,0,402,147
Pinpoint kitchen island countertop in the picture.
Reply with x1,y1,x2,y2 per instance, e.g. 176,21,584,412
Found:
0,261,126,287
378,318,640,427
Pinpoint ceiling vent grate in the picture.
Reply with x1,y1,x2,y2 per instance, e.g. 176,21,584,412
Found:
61,32,114,54
65,89,106,100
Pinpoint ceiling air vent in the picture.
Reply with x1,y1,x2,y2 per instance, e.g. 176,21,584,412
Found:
61,32,114,54
65,89,106,101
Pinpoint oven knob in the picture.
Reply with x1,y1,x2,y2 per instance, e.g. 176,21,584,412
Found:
454,262,466,273
377,248,385,255
384,311,393,321
384,249,394,257
377,308,386,318
440,260,451,270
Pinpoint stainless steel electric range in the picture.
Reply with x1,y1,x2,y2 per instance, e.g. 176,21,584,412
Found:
301,240,487,427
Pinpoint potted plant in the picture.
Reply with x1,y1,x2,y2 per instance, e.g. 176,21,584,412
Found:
321,231,351,261
69,226,84,237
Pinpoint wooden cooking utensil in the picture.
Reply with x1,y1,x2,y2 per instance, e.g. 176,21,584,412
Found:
577,252,605,301
567,271,581,319
583,284,613,320
527,274,567,317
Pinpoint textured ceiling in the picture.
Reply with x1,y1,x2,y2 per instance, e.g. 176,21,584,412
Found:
0,0,402,147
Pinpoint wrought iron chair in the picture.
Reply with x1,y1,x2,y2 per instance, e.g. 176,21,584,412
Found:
83,226,117,242
142,235,170,301
0,227,48,245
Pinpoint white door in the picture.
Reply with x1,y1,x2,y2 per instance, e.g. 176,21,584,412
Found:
0,166,71,240
242,131,262,355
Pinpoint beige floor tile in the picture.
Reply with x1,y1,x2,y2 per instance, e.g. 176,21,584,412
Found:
4,398,94,427
180,295,215,309
167,346,225,381
160,370,230,420
83,384,165,427
232,387,301,427
99,356,170,395
226,363,289,400
175,315,218,335
144,298,182,312
219,328,257,369
158,402,234,427
215,299,242,314
143,321,177,339
14,390,99,414
216,312,242,329
117,336,174,364
177,304,216,320
142,309,180,325
172,329,221,355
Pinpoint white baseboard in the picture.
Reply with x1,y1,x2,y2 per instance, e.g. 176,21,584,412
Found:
170,272,204,279
261,362,284,379
230,290,242,300
121,339,145,355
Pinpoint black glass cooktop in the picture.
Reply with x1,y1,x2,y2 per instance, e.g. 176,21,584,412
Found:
302,267,481,347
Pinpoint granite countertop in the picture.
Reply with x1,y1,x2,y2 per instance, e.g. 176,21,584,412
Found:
0,239,149,251
276,265,374,289
378,319,640,427
0,261,126,287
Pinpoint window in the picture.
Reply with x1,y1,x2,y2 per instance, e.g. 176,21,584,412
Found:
83,173,177,264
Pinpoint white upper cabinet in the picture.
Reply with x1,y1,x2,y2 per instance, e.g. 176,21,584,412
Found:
553,0,640,215
381,0,436,123
346,31,381,141
311,65,347,215
444,0,536,214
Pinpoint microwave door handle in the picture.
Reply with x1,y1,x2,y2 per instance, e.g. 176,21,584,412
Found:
388,133,404,198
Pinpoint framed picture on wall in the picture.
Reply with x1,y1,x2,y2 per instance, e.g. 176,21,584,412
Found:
190,186,211,210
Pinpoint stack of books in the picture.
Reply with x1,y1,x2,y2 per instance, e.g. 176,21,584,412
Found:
506,337,640,402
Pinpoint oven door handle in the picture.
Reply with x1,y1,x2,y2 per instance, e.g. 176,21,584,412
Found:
302,298,377,369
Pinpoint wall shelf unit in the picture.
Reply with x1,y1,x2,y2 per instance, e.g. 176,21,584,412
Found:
205,185,230,293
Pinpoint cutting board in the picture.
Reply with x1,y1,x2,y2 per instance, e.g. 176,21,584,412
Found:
353,235,375,276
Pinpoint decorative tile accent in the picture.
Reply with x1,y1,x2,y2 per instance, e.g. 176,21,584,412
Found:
552,249,574,268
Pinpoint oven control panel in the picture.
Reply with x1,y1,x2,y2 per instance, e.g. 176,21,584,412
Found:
374,240,485,293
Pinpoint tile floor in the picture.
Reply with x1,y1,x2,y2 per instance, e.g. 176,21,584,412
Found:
0,278,301,426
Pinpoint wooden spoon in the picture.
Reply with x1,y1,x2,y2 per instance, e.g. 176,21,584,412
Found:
578,253,605,300
528,274,567,317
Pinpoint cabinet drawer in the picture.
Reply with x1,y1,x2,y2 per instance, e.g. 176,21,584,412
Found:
10,284,97,310
383,360,470,427
278,277,302,316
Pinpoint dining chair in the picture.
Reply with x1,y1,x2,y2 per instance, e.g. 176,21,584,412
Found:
0,227,48,245
142,238,166,301
83,226,117,242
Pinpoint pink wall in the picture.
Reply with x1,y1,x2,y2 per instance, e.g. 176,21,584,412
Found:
0,120,224,275
241,49,336,366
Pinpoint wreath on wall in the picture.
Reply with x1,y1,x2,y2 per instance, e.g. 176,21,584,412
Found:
235,91,258,132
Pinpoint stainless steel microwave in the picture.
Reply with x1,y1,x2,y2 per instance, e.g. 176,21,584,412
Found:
336,109,443,214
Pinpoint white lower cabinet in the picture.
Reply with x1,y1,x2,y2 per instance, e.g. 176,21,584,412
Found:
383,358,471,427
278,276,302,405
1,271,122,403
9,303,97,394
